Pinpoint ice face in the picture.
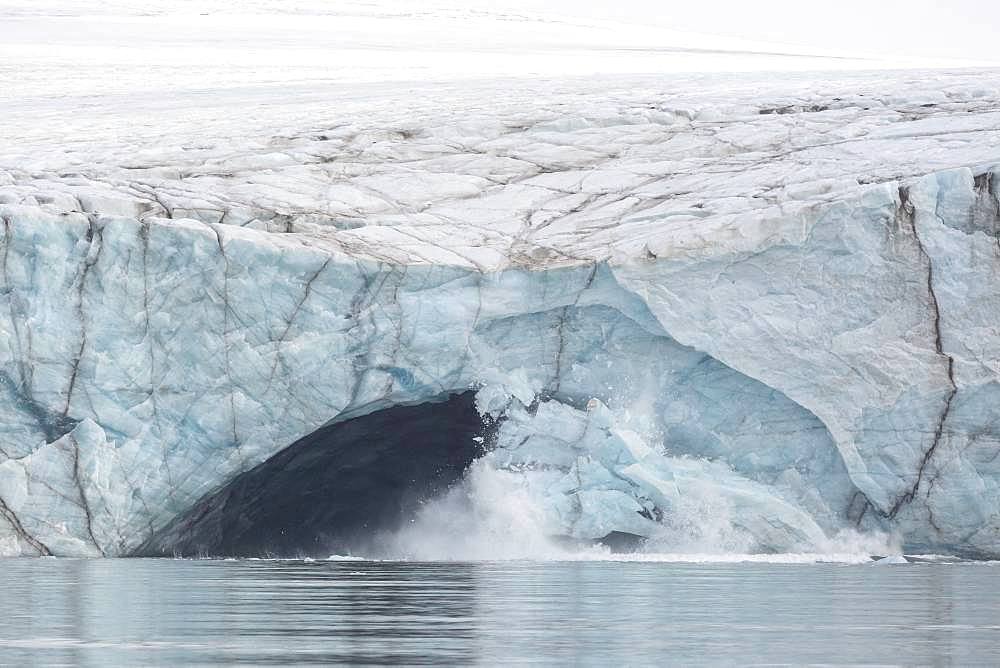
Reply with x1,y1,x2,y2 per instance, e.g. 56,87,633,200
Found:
0,68,999,557
482,396,833,552
612,170,1000,555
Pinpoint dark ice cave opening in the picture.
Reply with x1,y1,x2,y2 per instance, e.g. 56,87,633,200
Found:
135,392,488,558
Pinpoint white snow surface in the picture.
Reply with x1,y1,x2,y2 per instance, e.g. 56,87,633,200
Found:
1,2,1000,557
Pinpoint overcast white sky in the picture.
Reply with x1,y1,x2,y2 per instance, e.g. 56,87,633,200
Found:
1,0,996,65
481,0,999,63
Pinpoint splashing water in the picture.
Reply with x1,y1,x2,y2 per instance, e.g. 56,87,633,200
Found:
376,381,899,563
384,460,595,560
378,454,896,562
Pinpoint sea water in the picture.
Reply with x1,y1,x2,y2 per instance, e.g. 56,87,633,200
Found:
1,557,999,665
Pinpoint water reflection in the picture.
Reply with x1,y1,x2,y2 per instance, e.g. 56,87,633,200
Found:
1,559,999,665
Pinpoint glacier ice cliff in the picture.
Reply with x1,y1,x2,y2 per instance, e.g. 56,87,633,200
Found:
0,72,999,557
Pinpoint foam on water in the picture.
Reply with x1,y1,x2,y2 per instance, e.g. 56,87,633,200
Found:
556,552,879,564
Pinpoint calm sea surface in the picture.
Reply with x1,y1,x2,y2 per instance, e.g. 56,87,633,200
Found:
1,558,998,665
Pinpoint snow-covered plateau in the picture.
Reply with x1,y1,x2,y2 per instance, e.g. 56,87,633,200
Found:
2,4,1000,558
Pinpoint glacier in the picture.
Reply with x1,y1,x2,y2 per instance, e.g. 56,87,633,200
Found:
0,64,999,557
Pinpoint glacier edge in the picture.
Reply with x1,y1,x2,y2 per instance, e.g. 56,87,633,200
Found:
2,69,1000,557
0,166,998,555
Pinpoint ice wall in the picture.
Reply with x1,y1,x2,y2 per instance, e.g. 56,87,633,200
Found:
0,166,998,557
